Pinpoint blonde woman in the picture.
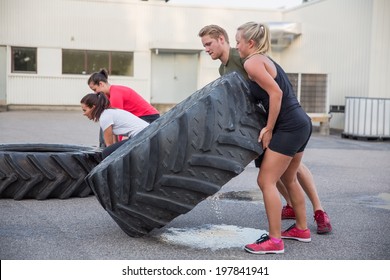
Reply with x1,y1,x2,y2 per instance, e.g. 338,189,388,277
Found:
236,22,312,254
198,24,331,234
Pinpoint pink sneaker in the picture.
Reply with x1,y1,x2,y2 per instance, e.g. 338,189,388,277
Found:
281,224,311,242
314,210,332,234
281,204,296,220
245,234,284,254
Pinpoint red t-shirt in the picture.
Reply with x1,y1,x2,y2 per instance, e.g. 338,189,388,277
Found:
108,85,159,117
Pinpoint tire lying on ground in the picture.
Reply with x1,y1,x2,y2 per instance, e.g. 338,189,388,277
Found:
0,144,102,200
85,72,266,237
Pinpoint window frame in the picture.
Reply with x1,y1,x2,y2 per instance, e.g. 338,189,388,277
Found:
11,46,37,74
287,72,328,113
62,49,134,76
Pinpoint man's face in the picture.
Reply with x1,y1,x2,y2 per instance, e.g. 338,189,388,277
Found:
201,35,224,60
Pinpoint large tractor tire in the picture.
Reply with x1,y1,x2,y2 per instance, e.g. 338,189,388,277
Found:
85,72,266,237
0,144,102,200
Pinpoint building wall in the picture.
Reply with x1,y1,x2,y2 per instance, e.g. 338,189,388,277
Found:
368,0,390,98
0,46,6,109
0,0,280,108
281,0,390,129
1,0,389,130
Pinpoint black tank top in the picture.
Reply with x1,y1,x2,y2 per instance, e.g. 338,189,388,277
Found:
249,58,309,131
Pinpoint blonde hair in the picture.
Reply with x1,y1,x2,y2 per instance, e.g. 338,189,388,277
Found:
237,22,270,55
198,24,230,44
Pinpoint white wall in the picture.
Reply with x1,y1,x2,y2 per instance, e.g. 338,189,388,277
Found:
282,0,373,103
280,0,390,129
368,0,390,98
1,0,389,131
38,48,62,76
0,46,6,107
0,0,281,107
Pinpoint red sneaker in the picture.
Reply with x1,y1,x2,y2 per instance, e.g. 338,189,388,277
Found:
314,210,332,234
245,234,284,254
281,204,296,220
281,224,311,242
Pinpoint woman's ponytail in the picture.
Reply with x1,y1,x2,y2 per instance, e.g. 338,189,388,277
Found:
80,92,110,122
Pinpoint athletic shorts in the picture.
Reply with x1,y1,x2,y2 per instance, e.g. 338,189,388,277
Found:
254,121,312,167
140,114,160,124
269,121,312,157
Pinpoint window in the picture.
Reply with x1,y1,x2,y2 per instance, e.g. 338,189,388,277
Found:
111,51,133,76
62,49,85,74
287,73,328,113
12,47,37,73
87,50,109,74
300,74,327,113
62,49,133,76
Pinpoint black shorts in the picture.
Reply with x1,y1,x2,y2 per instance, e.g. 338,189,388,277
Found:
254,121,312,167
140,114,160,124
102,139,129,158
269,121,312,157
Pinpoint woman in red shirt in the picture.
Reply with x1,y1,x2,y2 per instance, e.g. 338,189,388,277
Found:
88,69,159,123
88,69,160,146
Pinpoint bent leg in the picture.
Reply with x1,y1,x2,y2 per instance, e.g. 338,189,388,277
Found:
281,152,307,230
276,180,291,205
258,149,292,239
297,163,323,212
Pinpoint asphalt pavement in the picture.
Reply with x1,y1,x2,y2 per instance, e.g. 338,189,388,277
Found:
0,110,390,261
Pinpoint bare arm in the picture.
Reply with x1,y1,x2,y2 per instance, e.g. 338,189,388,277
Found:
244,55,282,149
103,125,117,146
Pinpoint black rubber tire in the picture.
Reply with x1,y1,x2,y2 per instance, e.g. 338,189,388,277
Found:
85,72,266,237
0,144,102,200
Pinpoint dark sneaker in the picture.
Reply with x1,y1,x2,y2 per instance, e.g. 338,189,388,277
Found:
244,234,284,254
281,224,311,242
281,204,296,220
314,210,332,234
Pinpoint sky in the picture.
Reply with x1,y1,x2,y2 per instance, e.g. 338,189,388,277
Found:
167,0,305,10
